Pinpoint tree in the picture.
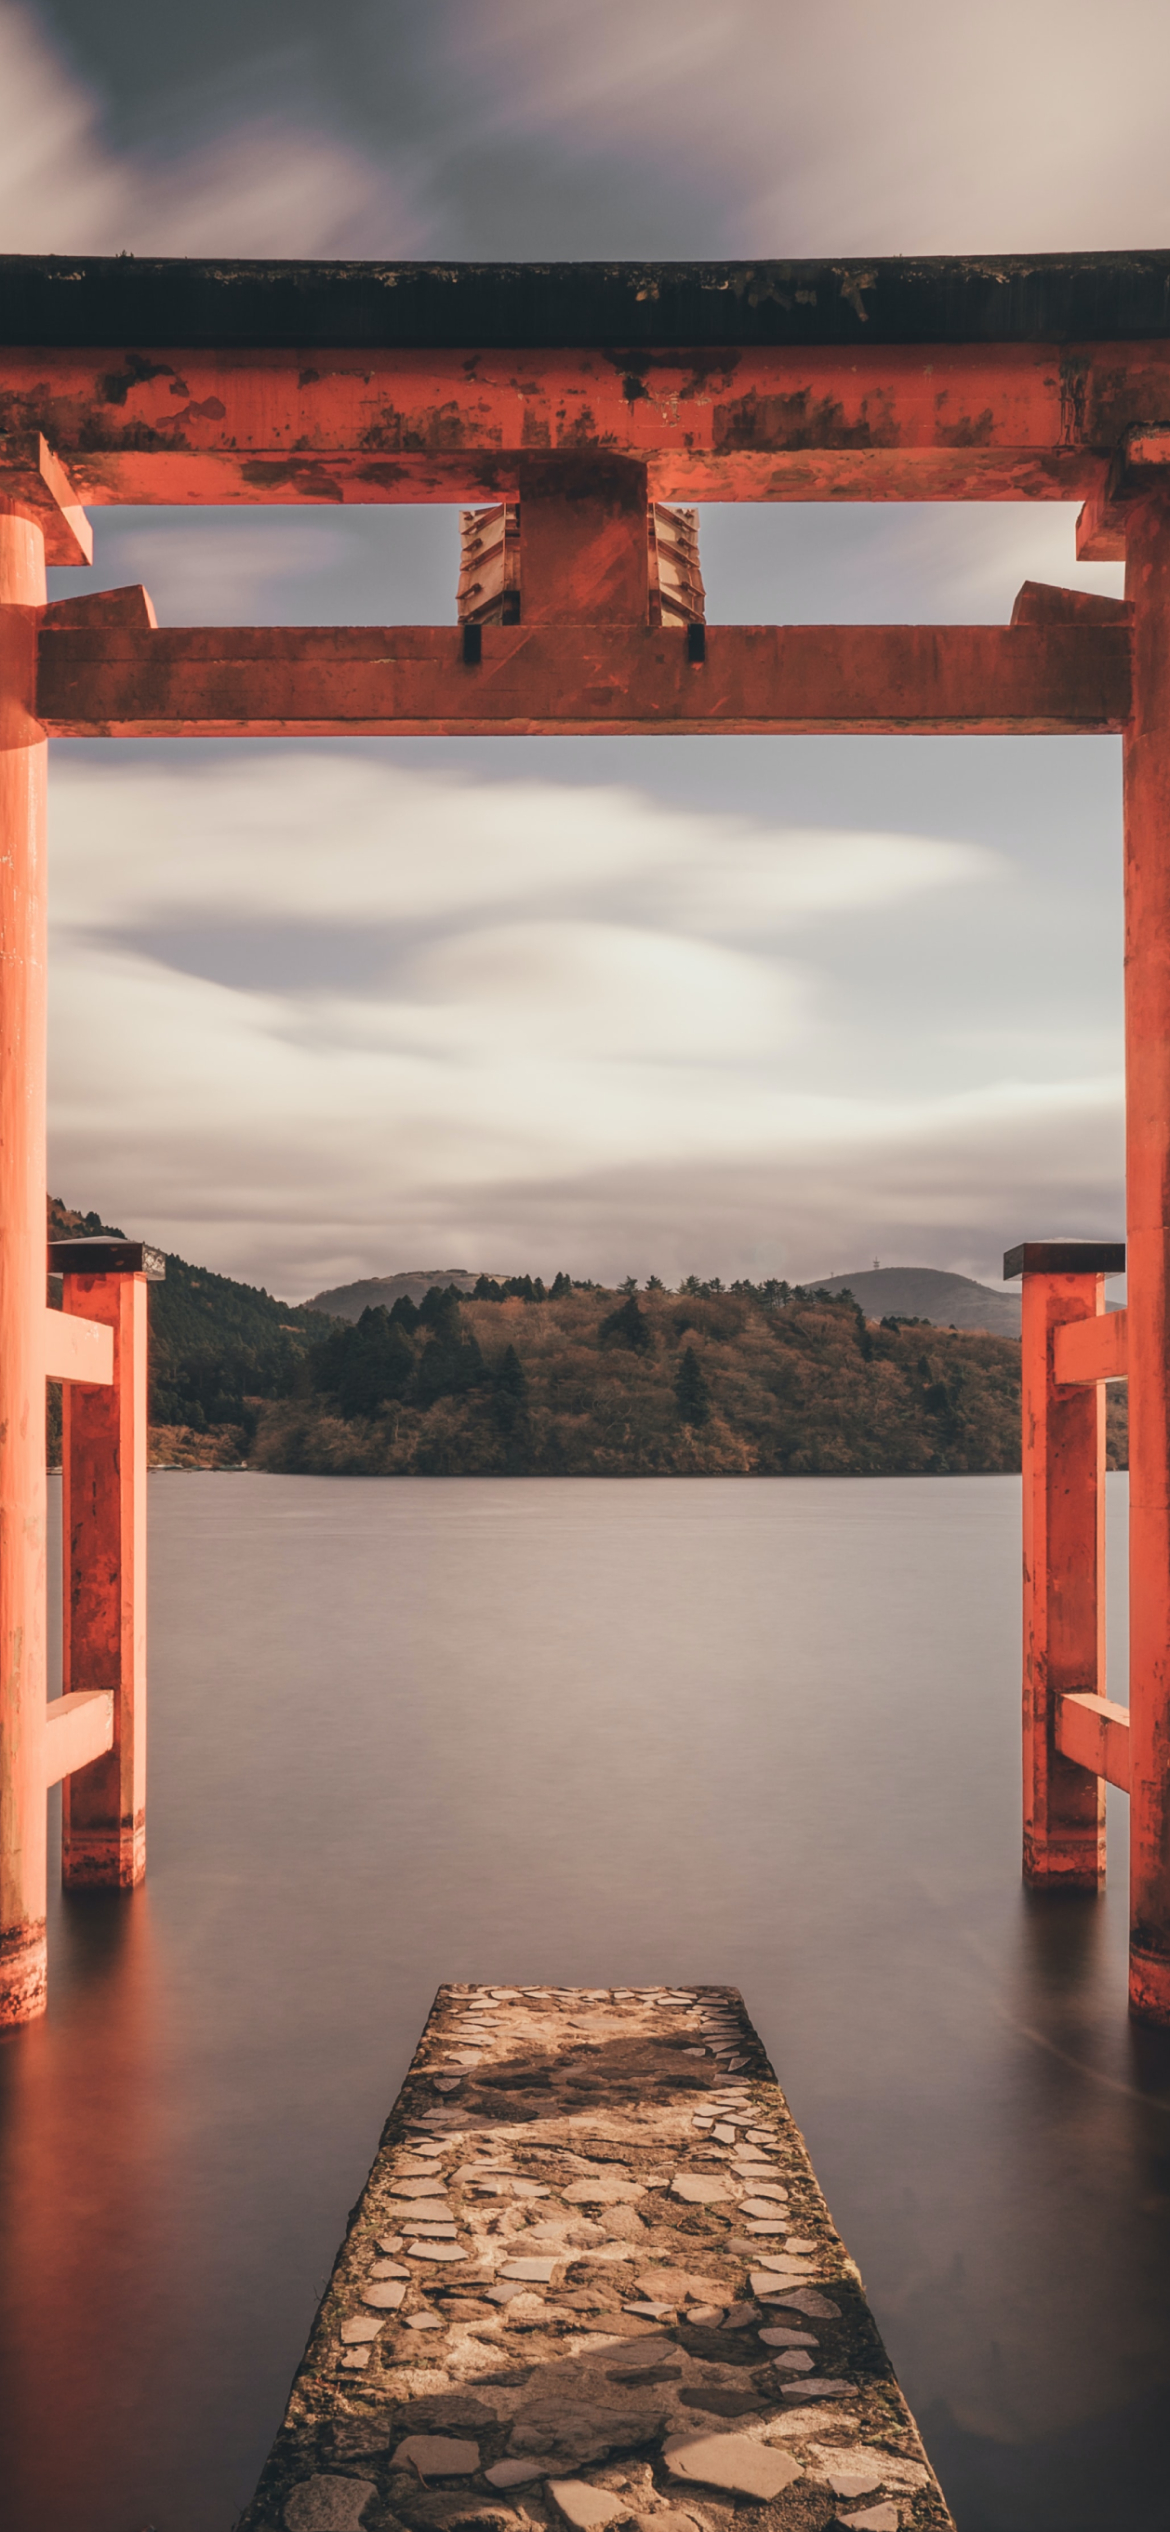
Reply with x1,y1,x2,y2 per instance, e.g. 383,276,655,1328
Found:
493,1342,528,1437
413,1307,485,1408
418,1282,463,1329
675,1346,712,1426
599,1294,653,1352
316,1306,415,1419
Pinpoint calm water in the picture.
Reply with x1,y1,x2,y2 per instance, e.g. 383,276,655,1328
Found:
1,1472,1168,2532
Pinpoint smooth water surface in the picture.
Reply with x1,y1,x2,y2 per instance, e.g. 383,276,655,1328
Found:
1,1473,1168,2532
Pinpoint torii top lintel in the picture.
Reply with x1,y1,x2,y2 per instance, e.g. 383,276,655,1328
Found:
3,251,1170,530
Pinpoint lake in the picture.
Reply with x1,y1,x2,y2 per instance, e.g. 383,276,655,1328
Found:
1,1472,1168,2532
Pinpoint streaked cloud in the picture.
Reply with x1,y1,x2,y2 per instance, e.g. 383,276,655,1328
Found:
0,2,419,254
46,751,1118,1294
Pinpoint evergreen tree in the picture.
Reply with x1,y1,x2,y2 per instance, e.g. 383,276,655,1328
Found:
493,1342,528,1437
319,1306,415,1419
418,1282,462,1329
413,1306,485,1408
675,1345,712,1426
599,1294,653,1352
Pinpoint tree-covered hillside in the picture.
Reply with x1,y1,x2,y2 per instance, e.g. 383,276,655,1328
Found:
253,1275,1123,1478
48,1207,1127,1477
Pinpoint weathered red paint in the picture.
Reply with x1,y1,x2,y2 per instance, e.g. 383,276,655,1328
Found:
60,1272,148,1889
0,434,92,564
519,456,649,625
1,341,1164,507
1052,1307,1129,1384
1056,1691,1131,1791
0,502,48,2030
1122,495,1170,2024
35,617,1131,739
1021,1267,1108,1888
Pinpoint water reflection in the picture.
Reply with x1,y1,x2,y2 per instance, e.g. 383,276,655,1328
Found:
1,1473,1168,2531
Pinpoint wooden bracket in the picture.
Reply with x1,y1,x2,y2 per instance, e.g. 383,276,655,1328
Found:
1011,580,1130,627
44,1306,114,1386
44,1691,115,1787
41,584,157,630
1052,1306,1128,1386
1076,424,1170,563
1056,1691,1131,1791
0,431,92,566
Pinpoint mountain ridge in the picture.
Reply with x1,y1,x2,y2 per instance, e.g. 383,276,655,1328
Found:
306,1267,511,1320
805,1265,1022,1335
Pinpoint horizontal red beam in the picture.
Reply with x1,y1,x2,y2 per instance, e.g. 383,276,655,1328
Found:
1052,1307,1128,1385
44,1306,114,1386
3,341,1166,507
37,621,1130,738
44,1691,115,1788
1056,1691,1131,1791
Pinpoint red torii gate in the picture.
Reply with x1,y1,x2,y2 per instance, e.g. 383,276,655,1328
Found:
1,251,1169,2026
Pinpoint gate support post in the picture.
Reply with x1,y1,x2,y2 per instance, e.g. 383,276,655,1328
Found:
1008,1240,1112,1888
59,1262,153,1886
0,504,48,2026
1124,493,1170,2022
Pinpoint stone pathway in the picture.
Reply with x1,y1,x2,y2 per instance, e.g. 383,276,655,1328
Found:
239,1987,953,2532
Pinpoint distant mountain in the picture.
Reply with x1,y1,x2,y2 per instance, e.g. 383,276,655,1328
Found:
805,1266,1022,1336
305,1267,511,1323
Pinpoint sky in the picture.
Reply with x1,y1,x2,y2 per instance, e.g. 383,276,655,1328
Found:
6,0,1165,1297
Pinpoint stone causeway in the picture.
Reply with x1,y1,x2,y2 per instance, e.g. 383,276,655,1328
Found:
240,1984,953,2532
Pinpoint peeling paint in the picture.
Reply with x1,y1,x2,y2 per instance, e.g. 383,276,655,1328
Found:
96,354,176,408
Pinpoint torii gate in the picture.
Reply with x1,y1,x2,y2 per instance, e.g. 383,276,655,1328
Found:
2,251,1169,2028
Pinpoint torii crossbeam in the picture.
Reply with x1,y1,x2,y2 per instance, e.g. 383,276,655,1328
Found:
2,252,1170,2025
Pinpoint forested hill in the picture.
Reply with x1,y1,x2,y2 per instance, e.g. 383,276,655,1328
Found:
254,1277,1126,1478
47,1208,1127,1475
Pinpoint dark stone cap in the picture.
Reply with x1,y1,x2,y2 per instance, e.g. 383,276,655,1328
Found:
48,1236,165,1280
1003,1238,1125,1278
5,252,1170,350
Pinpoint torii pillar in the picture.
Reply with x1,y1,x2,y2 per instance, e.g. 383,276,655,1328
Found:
1123,491,1170,2024
0,443,90,2025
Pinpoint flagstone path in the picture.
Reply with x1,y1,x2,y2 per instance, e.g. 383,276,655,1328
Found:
240,1986,953,2532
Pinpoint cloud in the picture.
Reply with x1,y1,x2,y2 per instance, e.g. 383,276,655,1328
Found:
49,752,990,938
452,0,1170,254
0,3,420,253
7,0,1170,265
392,921,806,1061
48,906,1123,1294
44,749,1111,1295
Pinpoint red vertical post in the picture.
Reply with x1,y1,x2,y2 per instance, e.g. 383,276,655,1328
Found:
1124,494,1170,2022
1009,1241,1111,1888
518,455,649,624
0,503,48,2027
60,1269,149,1886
